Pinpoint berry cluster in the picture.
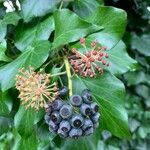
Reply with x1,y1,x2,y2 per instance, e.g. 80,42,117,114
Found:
45,87,100,139
69,38,109,77
15,67,59,110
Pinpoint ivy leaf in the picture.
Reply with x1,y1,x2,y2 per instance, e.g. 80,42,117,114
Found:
108,40,138,74
72,73,131,138
0,20,6,42
0,12,21,42
15,15,54,51
124,71,147,86
73,0,103,18
0,116,13,135
131,33,150,56
60,133,99,150
14,106,42,137
2,12,21,26
19,132,38,150
0,40,51,91
0,92,9,117
0,40,11,62
13,129,38,150
20,0,61,22
52,9,103,49
86,6,127,50
37,123,55,149
0,4,6,19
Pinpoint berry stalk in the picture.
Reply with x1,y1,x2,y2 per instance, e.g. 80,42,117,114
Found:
64,56,73,97
49,71,66,77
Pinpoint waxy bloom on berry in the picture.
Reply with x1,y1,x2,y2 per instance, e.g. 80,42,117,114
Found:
15,67,59,111
69,38,109,77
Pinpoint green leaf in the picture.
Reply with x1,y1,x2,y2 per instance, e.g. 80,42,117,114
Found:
131,33,150,56
3,12,21,26
124,71,147,86
11,129,22,150
52,9,103,49
19,131,38,150
86,6,127,49
0,40,51,91
1,128,37,150
72,73,131,138
14,106,42,137
37,123,54,149
0,116,12,135
0,4,6,19
73,0,102,18
0,20,6,42
60,134,99,150
0,92,11,117
15,15,54,51
0,12,21,42
135,84,150,99
108,41,138,74
20,0,61,22
0,40,11,62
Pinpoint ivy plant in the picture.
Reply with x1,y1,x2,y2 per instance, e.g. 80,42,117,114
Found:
0,0,138,149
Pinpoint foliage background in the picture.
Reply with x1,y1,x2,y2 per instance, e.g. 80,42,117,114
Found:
0,0,149,150
99,0,150,149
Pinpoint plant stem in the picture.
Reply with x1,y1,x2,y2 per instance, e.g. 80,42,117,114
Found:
50,71,66,77
64,56,72,96
59,0,64,10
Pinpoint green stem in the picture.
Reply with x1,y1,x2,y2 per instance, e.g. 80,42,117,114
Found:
64,56,72,96
50,71,66,77
59,0,64,10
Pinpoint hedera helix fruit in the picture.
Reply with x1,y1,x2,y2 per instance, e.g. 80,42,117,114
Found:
15,38,103,139
69,38,109,78
15,67,59,110
45,87,100,139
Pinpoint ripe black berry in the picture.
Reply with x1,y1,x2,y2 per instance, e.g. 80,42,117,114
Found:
59,86,69,96
81,89,93,103
60,104,73,119
51,98,63,110
45,88,100,139
70,95,82,106
51,111,61,124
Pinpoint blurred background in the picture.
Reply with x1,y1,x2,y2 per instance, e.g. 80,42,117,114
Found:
99,0,150,149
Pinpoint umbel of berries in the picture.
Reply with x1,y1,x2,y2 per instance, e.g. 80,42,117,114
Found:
15,67,59,111
45,87,100,139
69,38,109,78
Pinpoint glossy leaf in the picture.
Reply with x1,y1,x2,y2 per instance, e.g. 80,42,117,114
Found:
60,134,99,150
3,12,21,26
20,0,61,22
14,106,41,137
0,12,21,42
15,15,54,51
0,20,6,42
0,92,9,116
19,131,38,150
108,40,138,74
0,40,51,91
72,73,131,138
73,0,103,18
87,6,127,49
0,40,11,62
0,116,13,135
52,9,103,49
